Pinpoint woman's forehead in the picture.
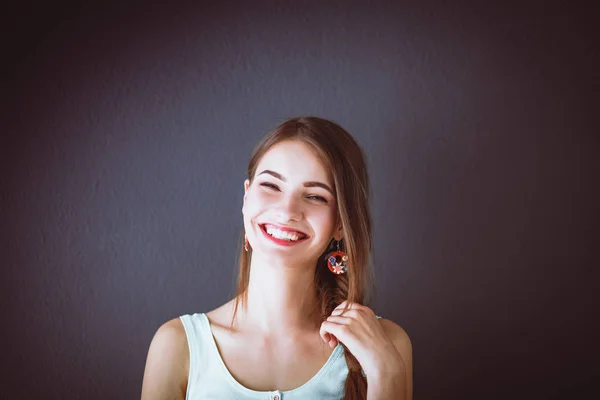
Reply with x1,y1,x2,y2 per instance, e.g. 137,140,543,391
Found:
256,140,333,184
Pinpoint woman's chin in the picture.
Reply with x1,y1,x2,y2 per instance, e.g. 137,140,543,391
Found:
252,248,317,265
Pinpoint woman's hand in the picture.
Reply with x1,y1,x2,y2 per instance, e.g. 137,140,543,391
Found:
319,301,406,381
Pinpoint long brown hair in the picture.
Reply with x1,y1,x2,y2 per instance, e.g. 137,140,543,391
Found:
232,116,374,399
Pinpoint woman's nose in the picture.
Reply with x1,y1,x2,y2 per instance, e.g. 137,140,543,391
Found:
276,194,303,221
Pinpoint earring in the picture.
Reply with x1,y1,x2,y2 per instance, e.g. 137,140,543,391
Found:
326,239,348,274
244,233,250,252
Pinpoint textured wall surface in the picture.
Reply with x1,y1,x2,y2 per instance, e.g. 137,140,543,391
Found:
3,0,598,398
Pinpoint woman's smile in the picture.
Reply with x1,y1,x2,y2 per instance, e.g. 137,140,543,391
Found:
259,223,310,246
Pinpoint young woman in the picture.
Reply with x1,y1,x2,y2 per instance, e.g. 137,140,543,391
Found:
141,117,413,399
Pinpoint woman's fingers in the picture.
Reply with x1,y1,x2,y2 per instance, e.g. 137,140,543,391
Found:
326,315,352,324
321,302,368,349
320,329,337,347
320,318,354,348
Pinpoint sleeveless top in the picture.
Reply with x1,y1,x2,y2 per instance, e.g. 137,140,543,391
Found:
179,313,382,400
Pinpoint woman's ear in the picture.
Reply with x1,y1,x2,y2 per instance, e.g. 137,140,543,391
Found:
333,223,343,241
243,179,250,201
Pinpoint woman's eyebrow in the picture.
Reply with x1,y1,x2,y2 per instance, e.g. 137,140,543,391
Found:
258,169,334,195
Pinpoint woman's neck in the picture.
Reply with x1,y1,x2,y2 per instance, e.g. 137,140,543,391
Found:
239,252,322,336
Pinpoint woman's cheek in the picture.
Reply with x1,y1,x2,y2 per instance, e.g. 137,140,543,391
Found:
256,190,278,205
245,191,274,216
313,208,336,229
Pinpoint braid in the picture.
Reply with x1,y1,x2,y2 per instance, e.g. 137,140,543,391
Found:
315,246,368,400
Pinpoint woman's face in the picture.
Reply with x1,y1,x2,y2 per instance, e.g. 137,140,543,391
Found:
242,140,341,266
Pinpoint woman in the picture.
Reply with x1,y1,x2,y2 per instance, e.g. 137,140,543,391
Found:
141,117,412,399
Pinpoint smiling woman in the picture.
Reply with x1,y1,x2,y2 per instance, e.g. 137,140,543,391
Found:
140,117,413,400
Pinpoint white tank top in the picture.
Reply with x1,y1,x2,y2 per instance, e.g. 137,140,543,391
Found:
179,312,352,400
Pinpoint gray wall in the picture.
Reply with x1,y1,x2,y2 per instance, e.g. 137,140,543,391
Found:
3,0,598,398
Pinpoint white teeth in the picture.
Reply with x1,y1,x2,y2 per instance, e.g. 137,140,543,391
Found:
265,225,301,241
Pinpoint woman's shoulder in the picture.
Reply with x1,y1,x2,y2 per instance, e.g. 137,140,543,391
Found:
157,317,189,340
204,299,238,326
376,317,413,399
150,317,190,369
141,318,189,399
377,317,412,360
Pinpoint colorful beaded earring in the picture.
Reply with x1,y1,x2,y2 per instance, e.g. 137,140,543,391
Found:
326,239,348,274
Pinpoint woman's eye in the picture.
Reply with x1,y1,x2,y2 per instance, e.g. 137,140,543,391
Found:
259,183,327,203
260,182,280,191
307,195,328,203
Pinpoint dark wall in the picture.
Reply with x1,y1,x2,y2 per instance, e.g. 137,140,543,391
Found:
3,1,598,398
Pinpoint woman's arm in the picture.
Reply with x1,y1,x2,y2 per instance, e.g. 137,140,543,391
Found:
319,302,413,399
368,319,413,400
141,319,189,400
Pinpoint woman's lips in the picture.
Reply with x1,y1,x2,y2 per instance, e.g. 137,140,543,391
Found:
260,223,309,238
259,223,309,246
